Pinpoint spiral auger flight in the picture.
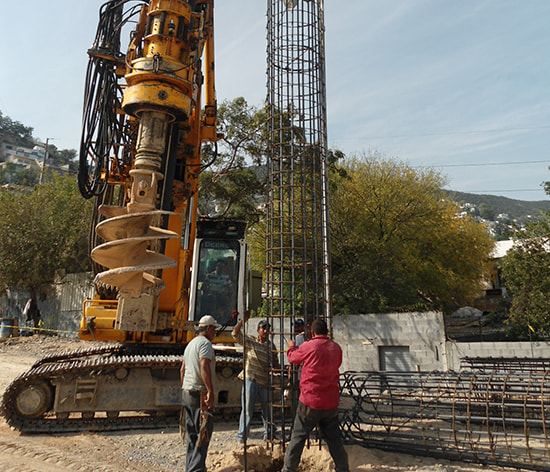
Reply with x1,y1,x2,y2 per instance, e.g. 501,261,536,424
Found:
89,108,184,332
91,204,179,331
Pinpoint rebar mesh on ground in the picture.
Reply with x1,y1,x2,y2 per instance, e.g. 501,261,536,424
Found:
461,357,550,372
339,371,550,471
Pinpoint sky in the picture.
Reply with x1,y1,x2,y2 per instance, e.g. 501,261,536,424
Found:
1,1,549,201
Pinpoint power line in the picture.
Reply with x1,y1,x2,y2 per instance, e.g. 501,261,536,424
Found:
446,188,546,194
343,125,550,141
415,160,550,169
462,189,544,193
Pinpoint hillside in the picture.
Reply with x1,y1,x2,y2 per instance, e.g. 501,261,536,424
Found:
446,191,550,222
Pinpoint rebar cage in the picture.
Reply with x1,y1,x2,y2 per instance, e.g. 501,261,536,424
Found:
264,0,331,441
340,370,550,471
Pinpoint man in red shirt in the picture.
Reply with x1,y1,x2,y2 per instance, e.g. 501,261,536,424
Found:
281,318,349,472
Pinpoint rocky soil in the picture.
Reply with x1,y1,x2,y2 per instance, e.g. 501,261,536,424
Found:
0,335,513,472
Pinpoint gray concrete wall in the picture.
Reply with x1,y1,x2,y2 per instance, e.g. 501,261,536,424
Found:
445,340,550,371
331,313,550,372
0,272,94,337
333,312,447,372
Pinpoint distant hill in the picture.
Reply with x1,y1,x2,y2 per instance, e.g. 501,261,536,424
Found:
446,191,550,222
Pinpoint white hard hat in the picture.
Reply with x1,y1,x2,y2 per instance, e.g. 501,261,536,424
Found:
198,315,220,328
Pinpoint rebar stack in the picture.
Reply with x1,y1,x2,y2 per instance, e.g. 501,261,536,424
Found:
264,0,331,438
340,370,550,471
461,357,550,372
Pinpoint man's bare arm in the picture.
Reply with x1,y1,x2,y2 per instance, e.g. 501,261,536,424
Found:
180,360,185,384
232,310,250,338
199,357,214,410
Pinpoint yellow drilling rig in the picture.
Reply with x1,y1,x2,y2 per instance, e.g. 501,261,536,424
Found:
2,0,258,433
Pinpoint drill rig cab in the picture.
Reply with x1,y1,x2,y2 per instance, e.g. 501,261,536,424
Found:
190,219,248,327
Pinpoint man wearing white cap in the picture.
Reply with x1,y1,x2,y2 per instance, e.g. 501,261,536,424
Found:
180,314,220,472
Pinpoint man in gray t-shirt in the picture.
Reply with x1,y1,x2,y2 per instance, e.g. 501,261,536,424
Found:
182,335,216,392
180,315,219,472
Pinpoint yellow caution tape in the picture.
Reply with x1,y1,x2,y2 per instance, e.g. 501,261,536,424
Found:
1,323,79,336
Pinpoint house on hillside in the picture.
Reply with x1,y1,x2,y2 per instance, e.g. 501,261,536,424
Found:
0,142,44,171
445,240,515,342
0,142,72,178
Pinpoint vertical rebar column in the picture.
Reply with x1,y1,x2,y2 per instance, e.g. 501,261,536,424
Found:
265,0,331,441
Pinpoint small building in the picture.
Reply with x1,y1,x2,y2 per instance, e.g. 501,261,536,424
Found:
0,142,43,171
476,239,515,313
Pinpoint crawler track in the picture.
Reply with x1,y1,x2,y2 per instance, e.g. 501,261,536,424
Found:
1,344,242,434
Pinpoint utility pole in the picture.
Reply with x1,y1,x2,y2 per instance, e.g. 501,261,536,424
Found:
39,138,52,184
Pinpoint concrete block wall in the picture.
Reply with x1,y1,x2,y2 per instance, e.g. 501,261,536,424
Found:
333,312,447,372
446,340,550,371
331,312,550,372
0,272,94,337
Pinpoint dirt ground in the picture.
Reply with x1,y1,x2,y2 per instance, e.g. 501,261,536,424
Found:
0,335,511,472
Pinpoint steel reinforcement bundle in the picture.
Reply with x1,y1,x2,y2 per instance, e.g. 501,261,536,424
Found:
340,370,550,471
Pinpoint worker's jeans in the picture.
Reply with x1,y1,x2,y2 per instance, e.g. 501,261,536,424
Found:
282,401,349,472
181,390,213,472
237,379,275,441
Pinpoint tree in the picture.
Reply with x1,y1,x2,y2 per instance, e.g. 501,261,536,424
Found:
198,97,268,225
0,110,34,148
194,100,494,316
500,215,550,338
47,146,78,172
478,203,495,221
330,154,494,315
0,162,41,186
0,175,92,296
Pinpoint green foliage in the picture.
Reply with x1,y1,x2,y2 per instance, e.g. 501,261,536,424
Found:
0,175,92,293
500,215,550,338
46,146,78,172
0,110,34,148
197,98,346,229
0,162,41,186
330,154,495,315
198,98,268,225
478,203,496,221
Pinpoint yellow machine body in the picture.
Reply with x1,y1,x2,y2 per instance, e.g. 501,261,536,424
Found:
1,1,260,432
78,0,223,345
